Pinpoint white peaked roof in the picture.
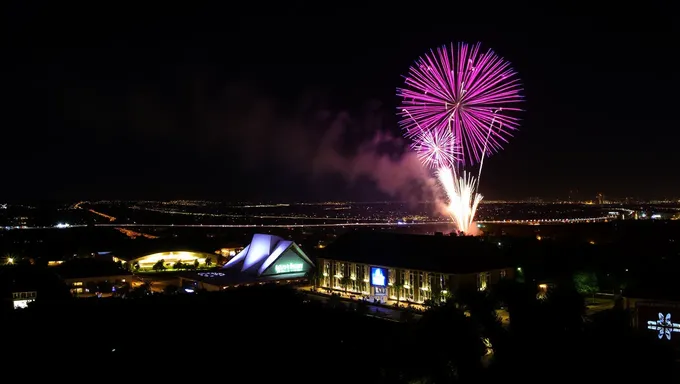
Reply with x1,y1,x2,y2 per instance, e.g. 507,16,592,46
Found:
222,233,314,276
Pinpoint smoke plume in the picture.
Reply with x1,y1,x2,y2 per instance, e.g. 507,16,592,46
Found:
192,84,443,204
311,115,440,204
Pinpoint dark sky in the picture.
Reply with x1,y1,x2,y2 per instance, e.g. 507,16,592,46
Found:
3,2,678,202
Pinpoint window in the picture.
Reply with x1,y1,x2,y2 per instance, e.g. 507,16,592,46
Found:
334,262,345,289
322,261,331,287
500,269,507,279
408,271,415,300
419,272,430,302
477,272,490,291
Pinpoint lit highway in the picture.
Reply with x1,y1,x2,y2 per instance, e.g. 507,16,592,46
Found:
2,215,613,230
131,206,613,224
130,206,393,221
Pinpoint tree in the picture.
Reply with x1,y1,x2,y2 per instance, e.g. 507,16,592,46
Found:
412,302,486,382
152,259,165,272
306,269,320,291
216,255,227,266
174,261,184,270
205,257,212,267
340,275,351,293
193,259,199,269
456,288,508,361
573,271,599,304
392,282,404,306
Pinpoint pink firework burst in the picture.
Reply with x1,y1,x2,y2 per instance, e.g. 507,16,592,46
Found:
397,42,524,166
411,128,460,169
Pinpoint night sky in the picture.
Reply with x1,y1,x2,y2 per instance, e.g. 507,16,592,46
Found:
3,3,677,202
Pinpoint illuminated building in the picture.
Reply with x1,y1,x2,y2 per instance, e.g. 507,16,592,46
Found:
214,243,245,261
624,287,680,346
179,234,314,291
56,259,136,297
317,232,514,304
115,251,217,271
12,291,36,309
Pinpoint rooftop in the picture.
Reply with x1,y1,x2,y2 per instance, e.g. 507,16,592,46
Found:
112,238,241,261
321,231,514,274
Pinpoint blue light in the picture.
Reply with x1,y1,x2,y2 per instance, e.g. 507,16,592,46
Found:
370,267,387,287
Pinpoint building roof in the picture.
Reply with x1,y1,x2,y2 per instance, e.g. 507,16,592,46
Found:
222,233,314,276
0,265,72,300
180,234,315,287
321,231,513,274
112,238,237,261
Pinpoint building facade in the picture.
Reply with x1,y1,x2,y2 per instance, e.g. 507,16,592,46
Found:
12,290,37,309
179,234,315,291
317,231,517,304
317,257,512,303
64,274,134,296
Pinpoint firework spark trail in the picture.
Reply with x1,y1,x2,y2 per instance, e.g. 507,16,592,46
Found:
411,128,461,169
399,42,523,234
402,104,485,234
397,42,523,167
436,167,483,234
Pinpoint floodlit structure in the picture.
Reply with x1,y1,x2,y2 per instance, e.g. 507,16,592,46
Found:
318,231,515,304
12,291,36,309
117,251,215,270
222,234,313,278
179,234,314,291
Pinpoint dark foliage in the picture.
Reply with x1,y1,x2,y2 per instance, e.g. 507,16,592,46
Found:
4,282,678,382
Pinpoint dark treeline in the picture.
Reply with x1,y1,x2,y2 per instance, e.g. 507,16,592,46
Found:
506,225,680,299
6,283,677,382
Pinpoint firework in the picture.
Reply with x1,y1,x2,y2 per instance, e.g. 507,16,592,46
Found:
437,167,483,234
398,42,523,166
411,128,460,169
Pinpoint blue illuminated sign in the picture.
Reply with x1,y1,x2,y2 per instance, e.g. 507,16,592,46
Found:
370,267,387,287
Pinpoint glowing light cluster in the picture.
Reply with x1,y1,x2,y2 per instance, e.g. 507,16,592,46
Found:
647,312,680,340
197,272,225,278
437,168,483,234
411,128,460,169
398,42,523,166
223,234,315,276
398,42,524,234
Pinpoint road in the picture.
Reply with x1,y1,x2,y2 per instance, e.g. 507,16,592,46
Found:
585,297,615,316
4,217,612,231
